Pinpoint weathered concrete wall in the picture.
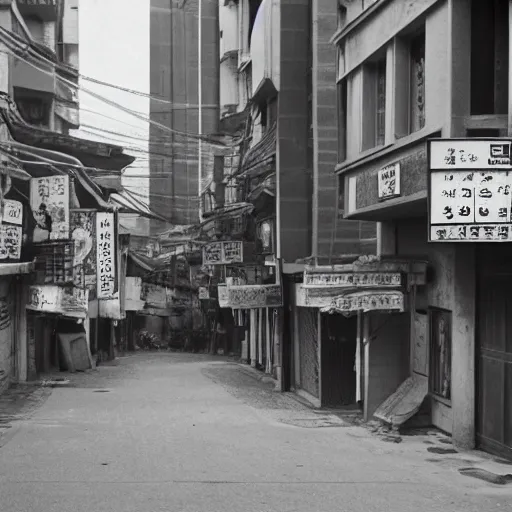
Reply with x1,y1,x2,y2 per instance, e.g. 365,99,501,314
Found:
277,0,311,262
395,217,475,446
313,0,376,258
366,312,410,419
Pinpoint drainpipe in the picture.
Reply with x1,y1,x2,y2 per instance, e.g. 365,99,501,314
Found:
311,0,319,259
198,0,203,222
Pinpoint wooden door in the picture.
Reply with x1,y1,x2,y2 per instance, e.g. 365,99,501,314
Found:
477,245,512,458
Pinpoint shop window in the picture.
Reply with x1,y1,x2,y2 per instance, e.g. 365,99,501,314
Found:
429,307,452,401
362,55,386,150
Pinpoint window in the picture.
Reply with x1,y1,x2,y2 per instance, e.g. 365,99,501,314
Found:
429,307,452,401
409,33,425,133
337,2,347,30
338,79,347,162
395,29,426,138
362,55,386,150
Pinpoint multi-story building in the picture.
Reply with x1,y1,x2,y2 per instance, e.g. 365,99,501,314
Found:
149,0,220,229
199,0,377,394
334,0,512,459
0,1,141,389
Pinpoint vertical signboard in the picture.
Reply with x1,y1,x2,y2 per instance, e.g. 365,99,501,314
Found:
96,212,116,298
70,210,97,293
429,139,512,241
0,199,23,261
30,175,70,241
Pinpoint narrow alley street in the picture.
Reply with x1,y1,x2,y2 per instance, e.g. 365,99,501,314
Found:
0,353,510,512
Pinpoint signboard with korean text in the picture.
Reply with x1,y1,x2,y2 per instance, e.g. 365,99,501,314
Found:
429,139,512,242
303,271,402,288
202,241,243,265
96,212,116,298
0,199,23,261
30,175,69,240
378,163,400,199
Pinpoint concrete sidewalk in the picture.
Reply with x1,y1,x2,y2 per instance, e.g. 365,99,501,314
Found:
0,352,510,512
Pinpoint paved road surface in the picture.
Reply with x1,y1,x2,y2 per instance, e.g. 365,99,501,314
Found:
0,353,510,511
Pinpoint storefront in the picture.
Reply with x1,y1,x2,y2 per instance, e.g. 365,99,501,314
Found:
294,258,427,419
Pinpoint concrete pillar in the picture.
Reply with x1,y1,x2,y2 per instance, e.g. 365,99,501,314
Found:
265,308,271,373
451,244,476,450
15,277,28,382
250,309,257,367
293,304,300,387
240,310,248,362
0,6,12,95
257,308,263,366
317,309,322,405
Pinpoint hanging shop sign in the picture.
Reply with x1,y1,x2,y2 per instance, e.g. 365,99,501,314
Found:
218,285,229,308
303,271,402,288
30,175,69,241
228,284,282,309
2,199,23,225
378,163,400,200
26,285,88,314
327,290,405,314
27,285,60,312
202,241,243,265
96,212,116,298
0,199,23,261
429,139,512,242
198,287,210,300
70,210,97,292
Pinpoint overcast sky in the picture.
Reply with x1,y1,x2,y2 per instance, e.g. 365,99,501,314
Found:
72,0,150,201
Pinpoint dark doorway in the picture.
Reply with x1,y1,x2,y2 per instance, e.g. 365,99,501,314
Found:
320,313,357,407
477,244,512,459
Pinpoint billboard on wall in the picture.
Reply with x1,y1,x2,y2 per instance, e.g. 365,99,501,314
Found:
429,139,512,242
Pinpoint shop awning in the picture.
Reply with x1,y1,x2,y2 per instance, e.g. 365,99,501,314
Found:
0,93,135,171
110,189,168,222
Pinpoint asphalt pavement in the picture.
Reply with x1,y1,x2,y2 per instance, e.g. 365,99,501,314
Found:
0,352,510,512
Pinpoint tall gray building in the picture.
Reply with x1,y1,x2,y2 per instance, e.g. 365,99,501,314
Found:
149,0,219,229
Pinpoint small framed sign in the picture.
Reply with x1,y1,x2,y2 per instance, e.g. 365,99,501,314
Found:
378,163,400,200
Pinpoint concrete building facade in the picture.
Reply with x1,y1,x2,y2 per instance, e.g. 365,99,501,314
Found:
149,0,220,229
334,0,512,458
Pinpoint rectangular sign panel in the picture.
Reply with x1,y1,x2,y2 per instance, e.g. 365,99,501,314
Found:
202,241,243,265
429,139,512,242
96,212,116,298
30,175,69,240
330,291,405,313
378,163,400,199
303,271,402,288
